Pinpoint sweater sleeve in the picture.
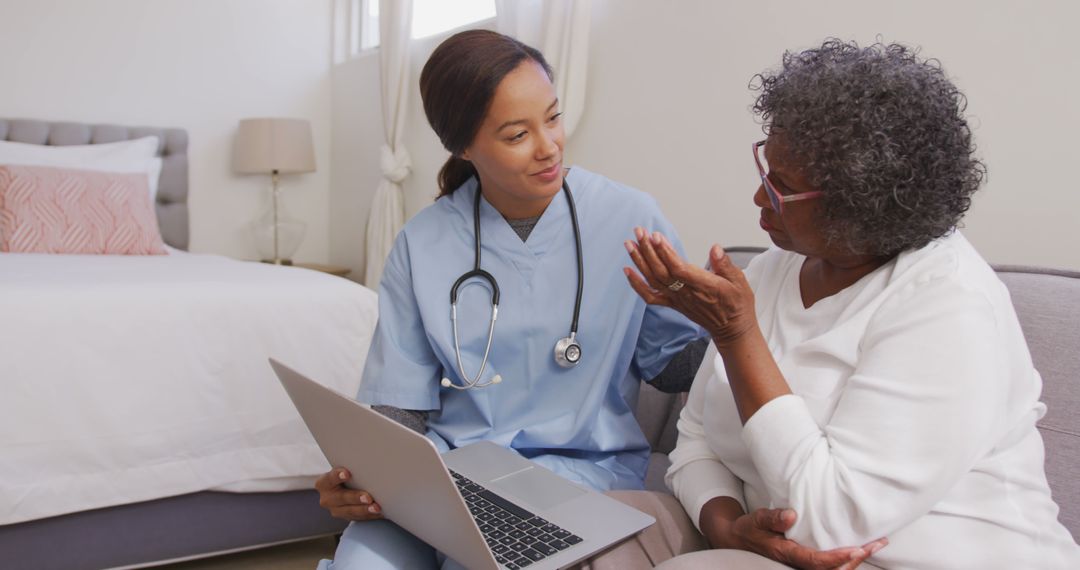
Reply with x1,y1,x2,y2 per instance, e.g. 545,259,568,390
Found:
646,337,709,393
665,342,748,531
372,405,428,435
741,274,1008,549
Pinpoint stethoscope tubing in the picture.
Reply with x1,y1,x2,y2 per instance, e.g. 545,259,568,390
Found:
564,179,583,337
449,286,500,389
445,177,583,389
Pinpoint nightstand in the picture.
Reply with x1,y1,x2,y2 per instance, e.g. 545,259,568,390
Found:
293,262,352,278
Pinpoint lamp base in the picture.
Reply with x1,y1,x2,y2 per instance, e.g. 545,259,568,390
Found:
251,207,306,264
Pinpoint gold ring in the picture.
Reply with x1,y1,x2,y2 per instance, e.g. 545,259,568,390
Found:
667,280,685,292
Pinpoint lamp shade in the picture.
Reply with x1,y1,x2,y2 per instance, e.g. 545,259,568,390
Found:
233,118,316,174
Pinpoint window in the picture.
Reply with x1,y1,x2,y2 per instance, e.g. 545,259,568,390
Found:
357,0,496,51
358,0,380,51
411,0,496,39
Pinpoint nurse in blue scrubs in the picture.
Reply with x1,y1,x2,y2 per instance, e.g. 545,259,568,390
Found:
315,29,705,569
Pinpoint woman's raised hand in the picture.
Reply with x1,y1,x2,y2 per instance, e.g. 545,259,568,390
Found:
314,467,384,521
624,228,757,348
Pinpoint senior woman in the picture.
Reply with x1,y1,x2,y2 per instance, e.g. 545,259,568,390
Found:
583,40,1080,570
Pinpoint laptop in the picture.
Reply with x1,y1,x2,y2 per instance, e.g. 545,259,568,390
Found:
269,358,655,570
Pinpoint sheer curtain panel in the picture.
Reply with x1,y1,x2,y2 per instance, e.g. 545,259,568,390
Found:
364,0,414,287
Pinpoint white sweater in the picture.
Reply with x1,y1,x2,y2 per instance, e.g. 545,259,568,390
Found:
666,232,1079,569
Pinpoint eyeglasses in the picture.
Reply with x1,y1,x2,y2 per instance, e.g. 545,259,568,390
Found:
753,140,824,215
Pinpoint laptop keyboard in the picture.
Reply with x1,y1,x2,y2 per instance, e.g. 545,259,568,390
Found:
450,469,583,569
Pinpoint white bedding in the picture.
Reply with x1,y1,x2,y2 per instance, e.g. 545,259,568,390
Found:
0,251,378,524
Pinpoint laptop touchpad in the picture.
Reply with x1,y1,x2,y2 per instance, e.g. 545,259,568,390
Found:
490,467,586,511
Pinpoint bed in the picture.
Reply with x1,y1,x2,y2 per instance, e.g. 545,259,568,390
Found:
0,119,376,568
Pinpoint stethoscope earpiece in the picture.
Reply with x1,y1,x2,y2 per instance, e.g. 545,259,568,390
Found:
442,375,498,388
443,179,583,389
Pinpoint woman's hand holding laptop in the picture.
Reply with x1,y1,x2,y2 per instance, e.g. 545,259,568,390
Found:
315,467,383,521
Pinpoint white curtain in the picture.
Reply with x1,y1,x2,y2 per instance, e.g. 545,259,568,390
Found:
495,0,592,138
365,0,414,288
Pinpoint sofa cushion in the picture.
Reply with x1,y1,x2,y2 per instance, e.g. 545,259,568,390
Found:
645,452,672,493
996,266,1080,540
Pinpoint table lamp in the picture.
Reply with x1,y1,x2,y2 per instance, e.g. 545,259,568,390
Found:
233,118,316,265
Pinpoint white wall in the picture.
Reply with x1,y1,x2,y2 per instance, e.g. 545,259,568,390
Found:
574,0,1080,270
329,53,382,276
0,0,335,261
331,1,1079,279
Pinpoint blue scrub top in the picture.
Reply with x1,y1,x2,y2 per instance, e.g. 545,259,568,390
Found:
357,167,703,491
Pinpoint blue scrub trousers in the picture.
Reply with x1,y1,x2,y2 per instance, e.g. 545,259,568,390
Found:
317,519,468,570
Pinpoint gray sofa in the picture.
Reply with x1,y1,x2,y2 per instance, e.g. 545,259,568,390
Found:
634,247,1080,543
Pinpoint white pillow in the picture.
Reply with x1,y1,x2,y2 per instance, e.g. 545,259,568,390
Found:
0,136,163,201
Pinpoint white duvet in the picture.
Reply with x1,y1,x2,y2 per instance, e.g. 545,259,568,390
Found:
0,251,378,524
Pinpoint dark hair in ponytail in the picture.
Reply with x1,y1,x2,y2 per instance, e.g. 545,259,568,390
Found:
436,157,478,198
419,29,553,198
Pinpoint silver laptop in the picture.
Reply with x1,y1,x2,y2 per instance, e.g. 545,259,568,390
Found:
270,358,654,570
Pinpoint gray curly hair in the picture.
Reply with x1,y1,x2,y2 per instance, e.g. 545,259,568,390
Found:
752,39,986,256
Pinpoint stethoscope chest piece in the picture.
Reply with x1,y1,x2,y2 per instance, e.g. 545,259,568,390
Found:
554,334,582,368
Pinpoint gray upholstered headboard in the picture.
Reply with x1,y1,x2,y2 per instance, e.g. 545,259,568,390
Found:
0,118,190,250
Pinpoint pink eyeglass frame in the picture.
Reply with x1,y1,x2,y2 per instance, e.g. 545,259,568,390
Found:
753,140,824,214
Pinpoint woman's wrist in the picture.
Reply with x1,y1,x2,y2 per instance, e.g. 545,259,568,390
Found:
711,316,762,354
698,496,746,549
711,324,791,424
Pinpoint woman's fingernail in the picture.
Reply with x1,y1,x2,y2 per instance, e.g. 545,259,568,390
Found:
849,548,866,560
624,241,635,254
368,505,379,514
338,471,347,480
651,232,662,244
359,495,371,505
868,542,885,555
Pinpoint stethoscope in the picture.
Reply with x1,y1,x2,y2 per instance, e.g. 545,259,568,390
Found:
440,177,584,390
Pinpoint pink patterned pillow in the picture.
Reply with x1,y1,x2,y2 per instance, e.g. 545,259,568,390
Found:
0,165,166,255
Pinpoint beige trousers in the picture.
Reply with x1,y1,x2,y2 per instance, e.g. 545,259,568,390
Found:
572,491,793,569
